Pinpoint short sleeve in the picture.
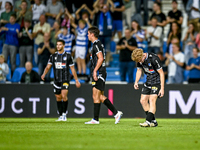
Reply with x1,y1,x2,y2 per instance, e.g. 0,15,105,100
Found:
68,55,74,66
48,55,53,64
137,62,142,69
94,44,103,55
152,56,162,71
117,38,123,45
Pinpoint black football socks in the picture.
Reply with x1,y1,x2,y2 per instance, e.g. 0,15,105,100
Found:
103,99,118,115
63,101,68,114
94,103,101,121
57,101,63,116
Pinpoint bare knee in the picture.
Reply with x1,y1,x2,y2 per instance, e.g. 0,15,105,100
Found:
140,98,148,105
100,95,107,103
55,94,62,101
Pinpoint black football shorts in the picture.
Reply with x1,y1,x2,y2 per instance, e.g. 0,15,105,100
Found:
141,84,161,95
53,81,70,94
92,72,107,91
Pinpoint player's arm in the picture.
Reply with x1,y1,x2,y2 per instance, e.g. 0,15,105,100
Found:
93,51,104,81
70,65,81,88
134,68,142,90
157,68,165,98
41,64,52,80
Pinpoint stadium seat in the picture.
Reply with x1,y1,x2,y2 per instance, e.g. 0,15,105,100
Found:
106,67,121,81
184,70,190,81
50,67,54,79
11,67,26,82
6,68,11,81
32,67,39,73
110,41,116,53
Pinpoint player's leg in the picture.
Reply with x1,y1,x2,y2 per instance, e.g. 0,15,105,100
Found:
85,87,101,124
100,92,123,124
148,95,158,127
55,93,63,121
61,89,69,121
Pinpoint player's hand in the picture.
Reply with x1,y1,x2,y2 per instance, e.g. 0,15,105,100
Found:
75,80,81,88
158,88,164,98
41,74,45,81
134,83,139,90
93,71,98,81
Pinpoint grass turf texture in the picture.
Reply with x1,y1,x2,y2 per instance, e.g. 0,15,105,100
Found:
0,118,199,150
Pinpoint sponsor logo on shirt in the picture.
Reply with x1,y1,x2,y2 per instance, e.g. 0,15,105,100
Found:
55,62,66,69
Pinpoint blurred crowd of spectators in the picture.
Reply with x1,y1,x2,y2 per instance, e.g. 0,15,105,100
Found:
0,0,199,84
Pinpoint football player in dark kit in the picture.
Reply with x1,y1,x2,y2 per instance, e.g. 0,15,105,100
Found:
41,39,81,121
85,26,123,124
131,48,165,127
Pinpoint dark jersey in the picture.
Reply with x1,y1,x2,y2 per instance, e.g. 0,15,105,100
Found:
48,51,74,82
137,53,162,85
90,40,106,74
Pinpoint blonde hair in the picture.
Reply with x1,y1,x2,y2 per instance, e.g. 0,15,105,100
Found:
131,48,143,62
0,54,5,59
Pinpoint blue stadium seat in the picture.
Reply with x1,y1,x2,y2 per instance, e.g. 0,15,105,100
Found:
11,67,26,82
106,67,121,81
32,67,39,73
110,41,116,53
50,67,54,79
184,70,190,81
6,68,11,81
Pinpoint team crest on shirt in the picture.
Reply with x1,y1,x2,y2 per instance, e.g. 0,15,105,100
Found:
63,57,66,60
148,63,151,66
151,87,158,93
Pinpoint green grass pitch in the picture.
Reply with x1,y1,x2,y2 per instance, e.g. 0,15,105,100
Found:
0,118,199,150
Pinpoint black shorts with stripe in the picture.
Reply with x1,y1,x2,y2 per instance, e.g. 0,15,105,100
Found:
141,84,160,95
92,72,107,91
53,81,70,95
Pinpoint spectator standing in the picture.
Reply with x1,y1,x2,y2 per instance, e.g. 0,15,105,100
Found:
32,0,47,26
14,0,31,12
165,43,185,84
50,21,60,46
131,20,145,50
148,2,167,28
0,1,14,26
0,0,13,16
135,0,148,26
17,19,33,67
16,0,32,28
167,0,183,32
37,32,55,82
146,17,162,54
0,14,20,74
116,28,137,83
0,54,9,83
57,26,75,54
112,0,125,40
20,61,40,83
71,18,91,74
183,22,197,64
97,4,113,66
123,0,132,27
45,0,64,27
32,14,51,65
186,47,200,83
